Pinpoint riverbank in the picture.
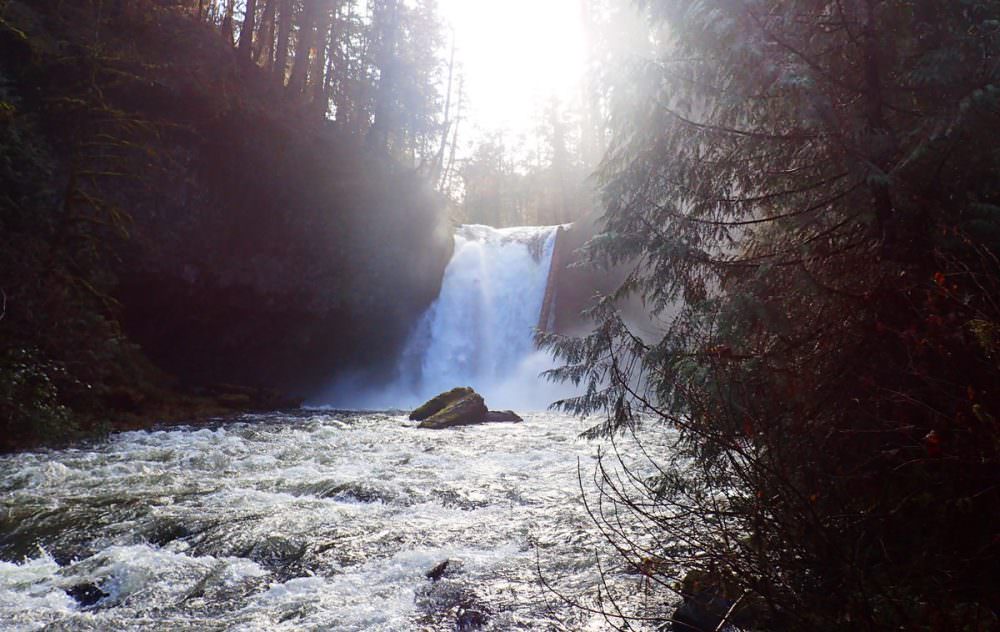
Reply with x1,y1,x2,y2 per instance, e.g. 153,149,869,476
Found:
1,381,302,454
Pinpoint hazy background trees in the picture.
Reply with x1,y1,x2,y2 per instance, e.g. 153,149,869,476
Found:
191,0,656,230
193,0,446,166
457,100,592,227
450,0,654,228
192,0,597,228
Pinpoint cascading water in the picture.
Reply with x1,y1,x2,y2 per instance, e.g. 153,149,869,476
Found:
325,224,573,409
401,224,560,397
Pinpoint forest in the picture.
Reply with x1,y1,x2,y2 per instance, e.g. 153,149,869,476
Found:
0,0,458,447
1,0,999,630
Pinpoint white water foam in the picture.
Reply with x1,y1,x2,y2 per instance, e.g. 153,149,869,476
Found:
319,224,577,410
0,412,673,630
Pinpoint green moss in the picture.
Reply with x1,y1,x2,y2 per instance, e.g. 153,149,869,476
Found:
409,387,474,421
417,392,487,429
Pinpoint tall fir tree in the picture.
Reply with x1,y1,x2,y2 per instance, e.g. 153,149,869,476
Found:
543,1,1000,629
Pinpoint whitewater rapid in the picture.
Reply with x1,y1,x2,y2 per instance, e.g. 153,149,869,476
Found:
0,412,667,630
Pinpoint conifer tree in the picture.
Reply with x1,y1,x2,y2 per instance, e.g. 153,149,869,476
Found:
220,0,236,43
543,1,1000,628
288,0,320,94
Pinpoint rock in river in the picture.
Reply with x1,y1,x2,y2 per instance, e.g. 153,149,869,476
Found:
65,583,108,608
485,410,523,423
412,388,526,429
417,391,488,429
409,387,476,421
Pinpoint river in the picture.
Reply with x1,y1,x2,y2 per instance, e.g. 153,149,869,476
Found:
1,410,666,631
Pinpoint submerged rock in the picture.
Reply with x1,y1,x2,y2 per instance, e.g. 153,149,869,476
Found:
410,387,475,421
671,593,734,632
143,519,191,547
65,583,108,608
415,573,490,631
485,410,523,423
426,559,451,581
456,606,488,630
418,392,488,429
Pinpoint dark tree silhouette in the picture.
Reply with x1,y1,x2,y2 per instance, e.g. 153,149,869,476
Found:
543,1,1000,629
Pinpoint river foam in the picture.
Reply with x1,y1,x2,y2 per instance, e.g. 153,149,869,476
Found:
1,412,668,630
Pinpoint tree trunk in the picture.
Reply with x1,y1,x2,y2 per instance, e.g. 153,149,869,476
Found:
221,0,236,44
273,0,293,85
369,0,399,152
311,6,339,116
322,7,339,102
288,0,319,95
431,29,456,184
331,0,356,128
237,0,258,60
440,75,463,194
861,0,898,253
255,0,277,69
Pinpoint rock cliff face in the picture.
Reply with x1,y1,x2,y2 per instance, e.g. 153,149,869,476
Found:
114,136,453,394
145,6,448,392
99,32,455,395
547,217,657,336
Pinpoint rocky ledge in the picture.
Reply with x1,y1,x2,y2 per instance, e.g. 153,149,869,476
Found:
409,387,524,429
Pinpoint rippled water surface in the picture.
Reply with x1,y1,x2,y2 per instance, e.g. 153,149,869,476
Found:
0,412,659,631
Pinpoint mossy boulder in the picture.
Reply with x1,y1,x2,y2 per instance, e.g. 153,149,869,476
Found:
417,392,488,429
410,388,487,429
411,388,524,429
409,387,475,421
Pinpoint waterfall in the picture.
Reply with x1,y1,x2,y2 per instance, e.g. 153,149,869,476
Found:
400,223,560,395
321,224,572,410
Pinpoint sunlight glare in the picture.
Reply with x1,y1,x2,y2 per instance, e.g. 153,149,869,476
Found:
437,0,588,137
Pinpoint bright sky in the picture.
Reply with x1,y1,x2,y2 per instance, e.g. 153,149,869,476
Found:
436,0,588,143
